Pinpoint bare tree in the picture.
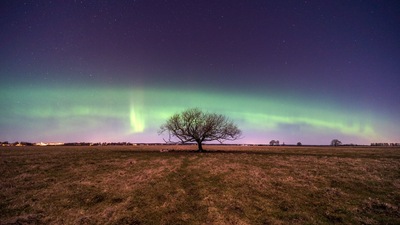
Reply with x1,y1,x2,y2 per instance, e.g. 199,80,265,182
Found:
270,140,280,146
331,139,342,147
159,108,242,152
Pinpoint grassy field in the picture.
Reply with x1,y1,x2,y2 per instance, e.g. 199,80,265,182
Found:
1,145,399,224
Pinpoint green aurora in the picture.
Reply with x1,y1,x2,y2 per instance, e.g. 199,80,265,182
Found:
0,84,393,144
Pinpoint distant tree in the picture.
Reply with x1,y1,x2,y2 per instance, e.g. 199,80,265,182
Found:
297,142,302,146
331,139,342,147
159,108,242,152
270,140,280,146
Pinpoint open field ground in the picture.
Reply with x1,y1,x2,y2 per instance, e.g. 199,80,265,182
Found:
1,145,399,224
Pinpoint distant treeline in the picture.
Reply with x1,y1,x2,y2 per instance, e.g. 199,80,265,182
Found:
0,142,195,147
1,141,34,146
371,143,400,146
1,141,400,147
64,142,135,146
0,141,137,147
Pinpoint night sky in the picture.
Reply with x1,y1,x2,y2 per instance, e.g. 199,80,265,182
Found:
1,0,399,145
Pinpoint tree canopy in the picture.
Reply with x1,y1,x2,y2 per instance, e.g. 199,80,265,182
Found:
159,108,242,152
331,139,342,146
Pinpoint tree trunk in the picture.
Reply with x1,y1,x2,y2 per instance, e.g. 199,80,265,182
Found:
196,141,203,152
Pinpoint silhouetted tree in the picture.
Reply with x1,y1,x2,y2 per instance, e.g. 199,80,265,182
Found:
297,142,302,146
331,139,342,146
159,108,242,152
270,140,280,146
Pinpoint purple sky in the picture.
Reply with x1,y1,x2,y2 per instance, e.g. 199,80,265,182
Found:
0,1,399,144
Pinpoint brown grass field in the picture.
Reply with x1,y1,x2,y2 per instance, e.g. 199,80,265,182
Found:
1,145,399,224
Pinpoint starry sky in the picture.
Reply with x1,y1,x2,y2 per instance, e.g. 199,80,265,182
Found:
1,0,399,145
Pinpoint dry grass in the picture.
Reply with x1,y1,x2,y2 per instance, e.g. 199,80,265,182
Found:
1,145,399,224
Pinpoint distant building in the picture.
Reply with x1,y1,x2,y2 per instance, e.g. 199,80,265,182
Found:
34,142,64,146
35,142,48,146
